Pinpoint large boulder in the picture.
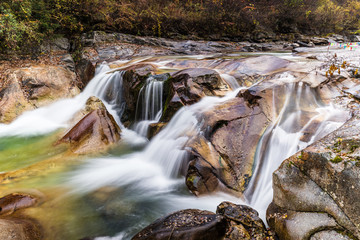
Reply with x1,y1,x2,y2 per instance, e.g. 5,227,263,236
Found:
267,100,360,239
132,201,273,240
58,97,121,154
0,66,80,123
132,209,226,240
184,81,290,196
161,68,230,122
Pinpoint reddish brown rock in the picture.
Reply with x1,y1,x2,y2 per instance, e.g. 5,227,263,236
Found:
0,66,80,123
0,193,37,216
162,68,229,122
58,107,121,154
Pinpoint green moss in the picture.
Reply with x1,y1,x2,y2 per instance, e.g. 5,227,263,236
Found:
330,155,343,163
350,145,359,153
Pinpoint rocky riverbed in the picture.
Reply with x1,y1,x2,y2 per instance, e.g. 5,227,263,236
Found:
0,33,359,239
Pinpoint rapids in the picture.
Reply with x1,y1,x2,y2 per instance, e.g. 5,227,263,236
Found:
0,48,353,239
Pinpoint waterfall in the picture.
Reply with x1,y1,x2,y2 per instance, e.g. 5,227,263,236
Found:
244,82,348,220
71,89,242,191
0,64,125,137
0,52,352,240
133,76,164,137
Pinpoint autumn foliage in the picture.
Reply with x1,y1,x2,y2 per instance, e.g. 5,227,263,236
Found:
1,0,360,53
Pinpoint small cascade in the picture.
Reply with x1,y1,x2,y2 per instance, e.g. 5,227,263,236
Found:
71,89,241,189
244,82,348,220
133,76,164,137
0,65,125,137
220,73,240,90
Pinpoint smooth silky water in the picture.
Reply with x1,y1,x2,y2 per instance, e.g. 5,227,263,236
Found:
0,50,350,239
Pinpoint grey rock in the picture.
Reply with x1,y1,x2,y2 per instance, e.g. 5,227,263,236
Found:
60,54,75,72
310,230,352,240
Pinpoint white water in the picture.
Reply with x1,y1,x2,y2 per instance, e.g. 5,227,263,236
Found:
244,82,348,220
0,53,351,239
134,76,164,137
0,65,125,137
69,89,242,239
220,73,240,89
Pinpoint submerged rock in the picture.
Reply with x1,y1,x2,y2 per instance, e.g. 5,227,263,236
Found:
0,193,37,216
267,100,360,239
0,66,80,123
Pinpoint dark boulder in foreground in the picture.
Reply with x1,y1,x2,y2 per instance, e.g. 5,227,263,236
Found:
267,99,360,239
132,209,226,240
132,201,274,240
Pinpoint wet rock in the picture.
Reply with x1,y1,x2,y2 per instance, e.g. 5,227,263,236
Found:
132,202,273,240
0,217,43,240
267,107,360,239
148,122,167,139
75,59,96,89
58,103,121,154
161,68,229,122
185,86,273,195
121,64,157,126
217,201,272,240
0,66,80,123
132,209,227,240
0,193,37,216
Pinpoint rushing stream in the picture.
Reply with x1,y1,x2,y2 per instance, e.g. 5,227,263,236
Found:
0,49,351,239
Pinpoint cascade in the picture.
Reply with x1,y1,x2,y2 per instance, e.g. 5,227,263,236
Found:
219,73,240,90
0,52,352,240
244,82,348,220
0,65,125,137
133,76,164,137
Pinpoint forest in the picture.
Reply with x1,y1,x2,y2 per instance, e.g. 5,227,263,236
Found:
1,0,360,53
